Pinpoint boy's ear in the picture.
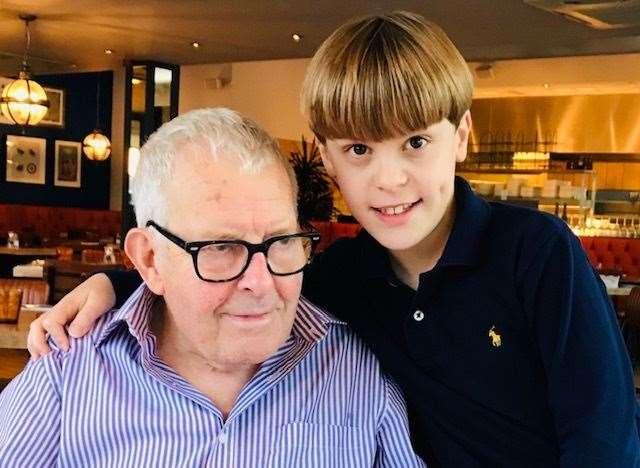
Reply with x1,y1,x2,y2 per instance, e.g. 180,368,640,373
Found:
318,143,336,178
454,110,472,163
124,228,165,296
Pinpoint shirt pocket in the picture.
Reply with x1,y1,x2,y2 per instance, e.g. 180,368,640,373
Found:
266,422,375,468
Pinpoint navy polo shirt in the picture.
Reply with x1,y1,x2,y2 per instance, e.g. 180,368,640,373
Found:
302,177,640,467
107,177,639,467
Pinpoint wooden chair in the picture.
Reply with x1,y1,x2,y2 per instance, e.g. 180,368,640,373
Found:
46,260,124,304
0,288,22,323
56,246,73,261
0,279,49,305
81,249,104,264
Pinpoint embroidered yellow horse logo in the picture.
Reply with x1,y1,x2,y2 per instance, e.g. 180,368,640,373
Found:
489,326,502,347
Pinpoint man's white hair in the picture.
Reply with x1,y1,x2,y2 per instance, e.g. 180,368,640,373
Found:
131,107,298,227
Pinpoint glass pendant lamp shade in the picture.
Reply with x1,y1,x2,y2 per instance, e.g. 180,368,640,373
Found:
0,71,49,126
83,130,112,161
1,14,50,126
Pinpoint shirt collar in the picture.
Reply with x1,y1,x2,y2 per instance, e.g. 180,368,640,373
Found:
438,175,491,268
95,284,156,347
360,175,492,280
96,285,343,348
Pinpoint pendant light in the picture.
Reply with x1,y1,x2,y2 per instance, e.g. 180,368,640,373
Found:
0,14,50,126
83,79,111,161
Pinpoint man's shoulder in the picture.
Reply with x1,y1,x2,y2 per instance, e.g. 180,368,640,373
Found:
46,309,122,358
298,297,385,374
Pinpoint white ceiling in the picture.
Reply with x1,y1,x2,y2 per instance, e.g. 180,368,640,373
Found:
0,0,639,76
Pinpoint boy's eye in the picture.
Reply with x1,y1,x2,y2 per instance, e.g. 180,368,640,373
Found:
407,136,428,149
349,144,369,156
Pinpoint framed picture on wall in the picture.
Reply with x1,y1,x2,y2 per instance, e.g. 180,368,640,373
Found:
5,135,47,184
54,140,82,188
40,87,65,128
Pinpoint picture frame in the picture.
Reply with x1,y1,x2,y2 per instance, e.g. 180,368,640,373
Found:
54,140,82,188
40,87,65,128
0,76,65,127
5,135,47,184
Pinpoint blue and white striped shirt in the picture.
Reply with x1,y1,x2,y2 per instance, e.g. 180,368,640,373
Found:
0,285,425,467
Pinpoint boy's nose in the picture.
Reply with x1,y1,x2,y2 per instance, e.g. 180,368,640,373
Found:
373,158,408,191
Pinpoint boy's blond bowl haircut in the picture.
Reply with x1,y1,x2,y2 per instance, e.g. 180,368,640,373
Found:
301,11,474,143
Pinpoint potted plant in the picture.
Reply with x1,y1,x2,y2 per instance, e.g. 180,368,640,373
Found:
289,136,338,225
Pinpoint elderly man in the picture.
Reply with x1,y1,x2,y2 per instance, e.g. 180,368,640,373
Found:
0,109,424,467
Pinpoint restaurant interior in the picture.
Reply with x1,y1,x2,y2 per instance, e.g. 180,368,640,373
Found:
0,0,639,390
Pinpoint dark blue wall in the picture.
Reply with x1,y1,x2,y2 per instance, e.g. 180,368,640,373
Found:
0,71,113,209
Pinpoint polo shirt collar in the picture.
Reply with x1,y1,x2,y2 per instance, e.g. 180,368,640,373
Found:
438,176,491,268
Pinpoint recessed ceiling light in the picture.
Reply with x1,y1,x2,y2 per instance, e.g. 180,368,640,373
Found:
191,41,200,49
131,78,143,85
292,33,302,43
104,49,113,55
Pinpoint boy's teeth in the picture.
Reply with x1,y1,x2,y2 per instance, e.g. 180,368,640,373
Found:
379,203,413,215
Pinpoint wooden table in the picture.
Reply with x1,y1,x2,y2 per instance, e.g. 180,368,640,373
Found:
0,247,58,277
0,307,51,387
0,247,57,257
0,309,42,349
608,287,634,296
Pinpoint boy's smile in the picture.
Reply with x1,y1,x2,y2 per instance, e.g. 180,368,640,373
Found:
372,200,422,225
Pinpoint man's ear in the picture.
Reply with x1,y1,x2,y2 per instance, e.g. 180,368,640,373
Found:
454,110,472,163
318,143,336,179
124,228,165,295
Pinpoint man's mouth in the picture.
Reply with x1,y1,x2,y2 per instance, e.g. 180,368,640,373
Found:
223,311,272,324
373,200,421,216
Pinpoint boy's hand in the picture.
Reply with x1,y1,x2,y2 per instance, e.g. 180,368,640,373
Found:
27,273,116,359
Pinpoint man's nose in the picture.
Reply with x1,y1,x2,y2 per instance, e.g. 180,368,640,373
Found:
236,252,275,294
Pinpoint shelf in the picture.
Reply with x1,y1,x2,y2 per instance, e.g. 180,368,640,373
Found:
482,196,589,207
456,167,595,175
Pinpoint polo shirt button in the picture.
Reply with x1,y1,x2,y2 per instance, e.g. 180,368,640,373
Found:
413,310,425,322
218,432,228,444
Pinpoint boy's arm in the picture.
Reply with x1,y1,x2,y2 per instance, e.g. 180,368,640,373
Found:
27,270,142,358
102,269,143,308
374,378,426,468
0,353,62,466
521,225,640,467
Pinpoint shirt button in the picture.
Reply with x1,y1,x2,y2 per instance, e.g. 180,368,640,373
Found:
413,310,425,322
218,432,228,444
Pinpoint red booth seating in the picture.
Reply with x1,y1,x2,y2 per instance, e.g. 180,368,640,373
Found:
579,237,640,277
310,221,362,252
0,204,121,241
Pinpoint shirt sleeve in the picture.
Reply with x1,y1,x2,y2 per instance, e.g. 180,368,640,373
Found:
374,377,427,468
0,352,63,466
521,224,640,467
101,269,143,308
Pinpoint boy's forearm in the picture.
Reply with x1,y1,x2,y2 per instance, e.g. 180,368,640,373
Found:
100,269,143,308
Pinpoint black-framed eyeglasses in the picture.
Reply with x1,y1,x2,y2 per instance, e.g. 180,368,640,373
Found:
147,220,321,283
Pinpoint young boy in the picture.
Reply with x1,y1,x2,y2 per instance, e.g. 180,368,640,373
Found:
26,11,639,467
